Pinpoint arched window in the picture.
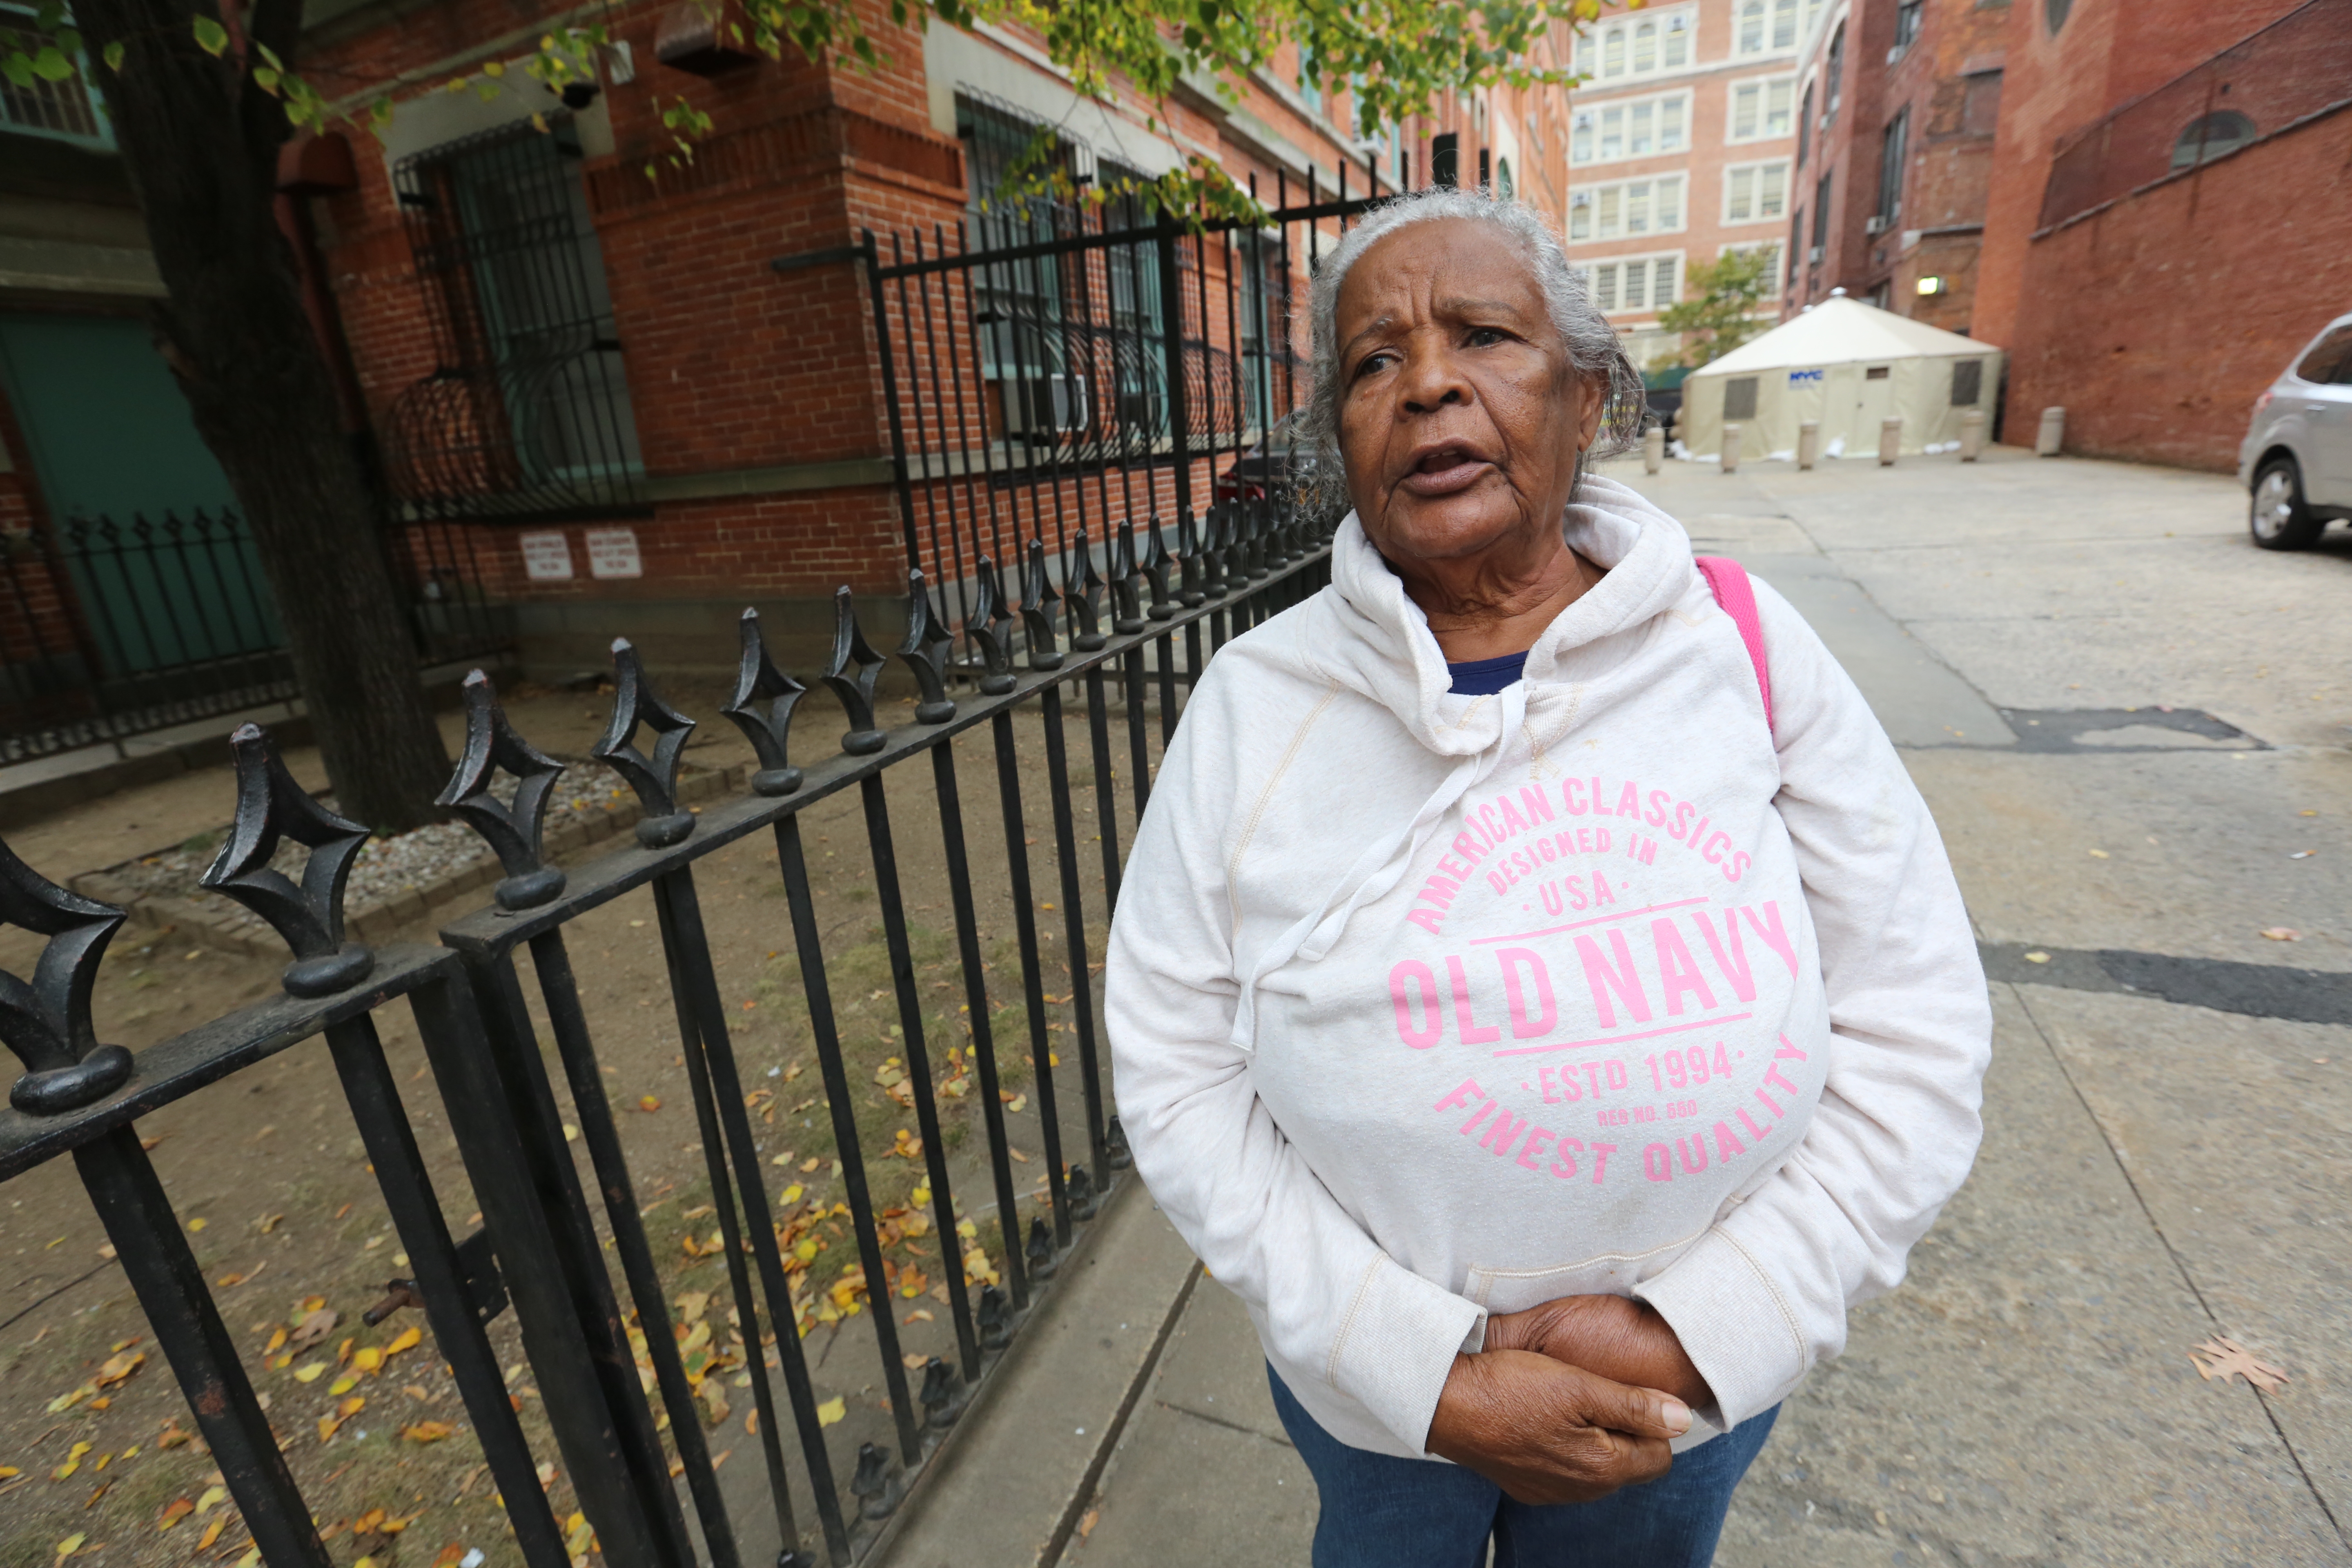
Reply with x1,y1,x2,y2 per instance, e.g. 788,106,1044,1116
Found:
1497,157,1515,199
1604,27,1626,76
1739,0,1766,53
2171,111,2255,170
1634,21,1657,71
2044,0,2071,31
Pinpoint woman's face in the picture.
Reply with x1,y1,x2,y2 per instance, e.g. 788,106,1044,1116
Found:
1333,219,1604,568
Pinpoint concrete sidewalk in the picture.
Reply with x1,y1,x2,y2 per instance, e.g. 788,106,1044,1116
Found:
875,448,2352,1567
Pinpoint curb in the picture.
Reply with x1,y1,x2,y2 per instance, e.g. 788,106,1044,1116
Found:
68,763,746,955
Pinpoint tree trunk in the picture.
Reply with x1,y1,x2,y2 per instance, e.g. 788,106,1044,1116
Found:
74,0,451,833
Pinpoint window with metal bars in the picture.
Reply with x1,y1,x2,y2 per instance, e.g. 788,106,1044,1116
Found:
383,115,645,521
0,4,109,146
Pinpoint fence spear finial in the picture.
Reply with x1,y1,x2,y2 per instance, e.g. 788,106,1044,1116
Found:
894,571,959,723
722,609,810,796
437,670,569,909
820,587,890,754
202,724,374,996
592,639,698,848
0,836,130,1114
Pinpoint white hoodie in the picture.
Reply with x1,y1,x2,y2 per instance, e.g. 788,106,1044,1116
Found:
1104,475,1991,1460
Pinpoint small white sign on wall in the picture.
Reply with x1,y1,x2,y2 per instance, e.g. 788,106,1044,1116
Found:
520,530,574,582
586,526,643,579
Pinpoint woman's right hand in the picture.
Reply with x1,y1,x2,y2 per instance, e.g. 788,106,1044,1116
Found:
1425,1348,1691,1505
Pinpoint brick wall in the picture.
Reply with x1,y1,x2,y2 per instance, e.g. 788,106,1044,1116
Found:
2002,104,2352,471
1973,0,2313,353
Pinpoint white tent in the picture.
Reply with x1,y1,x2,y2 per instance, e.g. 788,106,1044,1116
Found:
1677,296,2004,463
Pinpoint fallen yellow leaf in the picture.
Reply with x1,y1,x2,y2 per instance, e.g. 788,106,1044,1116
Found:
815,1396,846,1428
328,1373,360,1396
195,1485,227,1516
198,1517,227,1550
385,1326,422,1356
639,1095,662,1113
158,1497,196,1530
294,1363,327,1383
402,1422,455,1443
352,1346,385,1374
53,1532,85,1563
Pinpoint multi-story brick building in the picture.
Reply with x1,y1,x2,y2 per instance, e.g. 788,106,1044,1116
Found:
0,0,1581,715
1557,0,1831,370
1972,0,2349,469
1782,0,2007,332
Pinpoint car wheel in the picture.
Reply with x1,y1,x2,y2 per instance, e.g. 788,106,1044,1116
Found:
2250,457,2325,550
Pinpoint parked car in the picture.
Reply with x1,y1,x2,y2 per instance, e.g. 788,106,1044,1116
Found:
2241,312,2352,550
1214,409,1329,517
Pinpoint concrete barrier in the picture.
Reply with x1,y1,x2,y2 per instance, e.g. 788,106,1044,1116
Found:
1644,424,1665,474
1879,416,1902,466
1797,420,1820,471
1722,421,1742,474
1960,408,1987,461
2037,406,2066,457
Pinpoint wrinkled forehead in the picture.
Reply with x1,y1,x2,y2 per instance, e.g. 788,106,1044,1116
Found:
1334,218,1549,333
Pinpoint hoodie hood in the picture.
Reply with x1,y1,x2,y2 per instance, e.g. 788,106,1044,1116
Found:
1225,475,1702,1054
1313,472,1699,755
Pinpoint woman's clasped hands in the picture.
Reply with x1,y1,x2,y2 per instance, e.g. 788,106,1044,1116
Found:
1425,1295,1716,1505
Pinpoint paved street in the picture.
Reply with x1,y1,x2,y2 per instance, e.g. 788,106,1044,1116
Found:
882,445,2352,1568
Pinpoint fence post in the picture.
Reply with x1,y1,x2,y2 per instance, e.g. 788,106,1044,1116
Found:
1156,224,1192,522
864,230,923,580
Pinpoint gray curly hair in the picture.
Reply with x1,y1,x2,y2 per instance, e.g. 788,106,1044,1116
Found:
1301,188,1646,510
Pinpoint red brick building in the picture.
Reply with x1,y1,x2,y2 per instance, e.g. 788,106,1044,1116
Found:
1,1,1582,703
1782,0,2008,331
1973,0,2352,469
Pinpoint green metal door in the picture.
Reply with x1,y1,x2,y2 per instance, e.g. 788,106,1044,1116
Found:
0,312,281,673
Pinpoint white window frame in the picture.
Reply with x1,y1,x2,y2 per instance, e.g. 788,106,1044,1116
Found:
1567,173,1688,241
1721,158,1791,225
1570,251,1688,317
1574,5,1698,84
1569,89,1692,167
1718,239,1787,294
1725,75,1797,143
1733,0,1804,57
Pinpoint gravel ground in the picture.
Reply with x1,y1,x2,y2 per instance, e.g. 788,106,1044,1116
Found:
92,764,667,936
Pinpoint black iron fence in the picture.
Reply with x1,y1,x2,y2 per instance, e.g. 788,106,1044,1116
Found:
2035,0,2352,233
0,509,510,763
858,171,1386,637
0,496,1334,1565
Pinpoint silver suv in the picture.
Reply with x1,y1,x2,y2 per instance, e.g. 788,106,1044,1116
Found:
2242,312,2352,550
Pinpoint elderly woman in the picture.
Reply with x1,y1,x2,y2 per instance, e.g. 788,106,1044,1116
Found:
1104,189,1991,1566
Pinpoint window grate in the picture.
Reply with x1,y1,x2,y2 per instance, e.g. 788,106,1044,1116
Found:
382,116,646,521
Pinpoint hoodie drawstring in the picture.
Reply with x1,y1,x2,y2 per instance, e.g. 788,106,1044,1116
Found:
1228,685,1528,1052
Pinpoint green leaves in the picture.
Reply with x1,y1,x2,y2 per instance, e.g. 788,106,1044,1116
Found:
101,39,124,71
30,43,72,80
191,15,229,56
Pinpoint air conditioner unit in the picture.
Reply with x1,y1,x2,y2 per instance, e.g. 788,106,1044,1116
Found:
1808,245,1824,263
1571,190,1593,207
1573,111,1595,130
1863,215,1889,234
998,374,1091,437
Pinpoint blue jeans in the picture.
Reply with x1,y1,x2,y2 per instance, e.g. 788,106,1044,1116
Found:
1268,1365,1777,1568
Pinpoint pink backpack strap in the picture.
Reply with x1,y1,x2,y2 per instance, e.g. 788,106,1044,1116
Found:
1693,555,1775,737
